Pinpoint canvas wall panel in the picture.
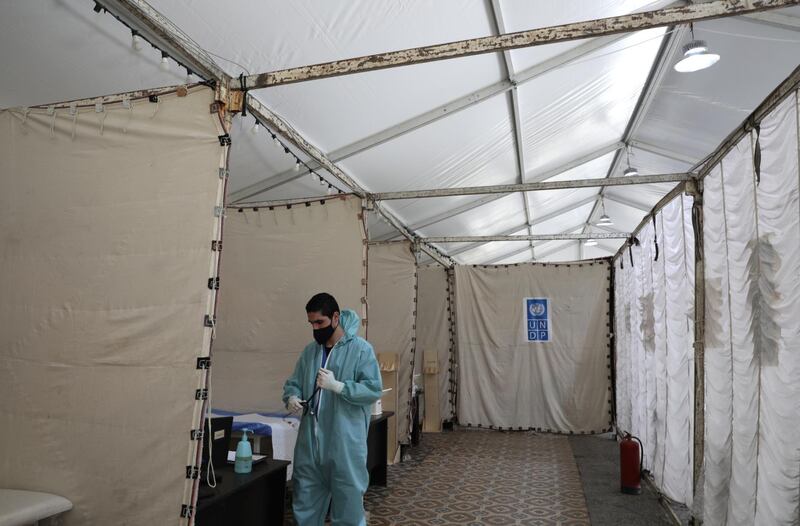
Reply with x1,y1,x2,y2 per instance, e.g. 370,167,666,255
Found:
0,86,224,525
213,196,366,412
368,242,417,446
455,261,612,432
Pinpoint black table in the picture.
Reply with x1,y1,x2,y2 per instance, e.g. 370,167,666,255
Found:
196,459,290,526
367,411,393,487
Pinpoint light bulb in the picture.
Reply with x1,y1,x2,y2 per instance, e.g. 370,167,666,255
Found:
674,40,720,73
159,52,169,71
272,134,279,146
327,185,335,195
623,166,638,177
250,122,260,135
185,70,193,84
597,214,614,227
294,160,300,171
132,32,143,52
584,238,598,247
319,177,327,187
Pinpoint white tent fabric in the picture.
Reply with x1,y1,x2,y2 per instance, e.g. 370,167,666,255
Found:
614,193,695,506
701,92,800,525
416,265,454,424
2,2,800,264
212,196,367,413
455,262,612,432
0,87,225,525
367,242,418,445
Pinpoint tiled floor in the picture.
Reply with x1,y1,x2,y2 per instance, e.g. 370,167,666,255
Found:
364,429,590,525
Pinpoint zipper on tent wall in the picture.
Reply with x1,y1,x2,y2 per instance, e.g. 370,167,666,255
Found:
608,259,617,434
182,100,232,525
446,268,458,424
406,244,421,445
360,200,369,338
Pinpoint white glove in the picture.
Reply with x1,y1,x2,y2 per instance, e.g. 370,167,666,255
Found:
287,395,303,413
317,368,344,394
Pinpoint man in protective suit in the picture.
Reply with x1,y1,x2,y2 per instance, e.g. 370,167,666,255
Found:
283,292,383,526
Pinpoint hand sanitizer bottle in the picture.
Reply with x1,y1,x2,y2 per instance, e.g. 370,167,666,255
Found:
234,428,253,474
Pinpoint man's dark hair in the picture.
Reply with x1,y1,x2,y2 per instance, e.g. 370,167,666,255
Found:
305,293,340,319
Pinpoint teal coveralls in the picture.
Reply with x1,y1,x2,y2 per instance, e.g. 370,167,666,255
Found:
283,309,382,526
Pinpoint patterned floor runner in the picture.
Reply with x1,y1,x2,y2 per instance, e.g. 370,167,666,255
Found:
286,428,592,525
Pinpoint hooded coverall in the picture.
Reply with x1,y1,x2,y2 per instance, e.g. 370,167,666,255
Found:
283,309,383,526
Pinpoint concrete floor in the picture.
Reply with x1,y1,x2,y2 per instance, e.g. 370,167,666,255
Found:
569,433,683,525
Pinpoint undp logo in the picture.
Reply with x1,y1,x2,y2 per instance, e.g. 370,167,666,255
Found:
525,298,550,342
529,303,545,317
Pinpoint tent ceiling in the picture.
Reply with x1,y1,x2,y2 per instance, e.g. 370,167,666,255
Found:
2,1,799,264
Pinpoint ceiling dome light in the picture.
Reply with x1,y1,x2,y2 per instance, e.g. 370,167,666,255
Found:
597,214,614,227
623,166,639,177
584,238,598,247
674,40,720,73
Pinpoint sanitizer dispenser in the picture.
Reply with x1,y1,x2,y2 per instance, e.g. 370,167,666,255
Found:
234,429,253,474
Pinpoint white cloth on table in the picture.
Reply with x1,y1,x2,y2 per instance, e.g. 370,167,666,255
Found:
0,489,72,526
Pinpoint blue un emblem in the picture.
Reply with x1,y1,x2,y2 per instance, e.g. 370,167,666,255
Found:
525,298,550,342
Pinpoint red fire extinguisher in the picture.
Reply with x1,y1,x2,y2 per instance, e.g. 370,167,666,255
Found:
620,433,643,495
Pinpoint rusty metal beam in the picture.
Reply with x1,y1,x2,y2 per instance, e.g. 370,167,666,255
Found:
427,232,629,243
481,222,587,264
100,0,226,82
246,98,453,266
372,141,624,241
233,0,799,89
227,35,628,204
444,193,604,258
373,173,692,201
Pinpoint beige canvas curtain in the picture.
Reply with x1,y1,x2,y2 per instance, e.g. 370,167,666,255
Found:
213,196,367,412
367,242,417,445
0,86,225,525
455,262,612,432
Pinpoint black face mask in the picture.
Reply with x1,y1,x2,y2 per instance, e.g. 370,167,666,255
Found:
313,320,337,346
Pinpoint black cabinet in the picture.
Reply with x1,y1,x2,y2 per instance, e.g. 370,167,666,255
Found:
196,459,290,526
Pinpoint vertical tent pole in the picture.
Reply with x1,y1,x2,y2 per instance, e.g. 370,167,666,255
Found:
687,179,705,524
